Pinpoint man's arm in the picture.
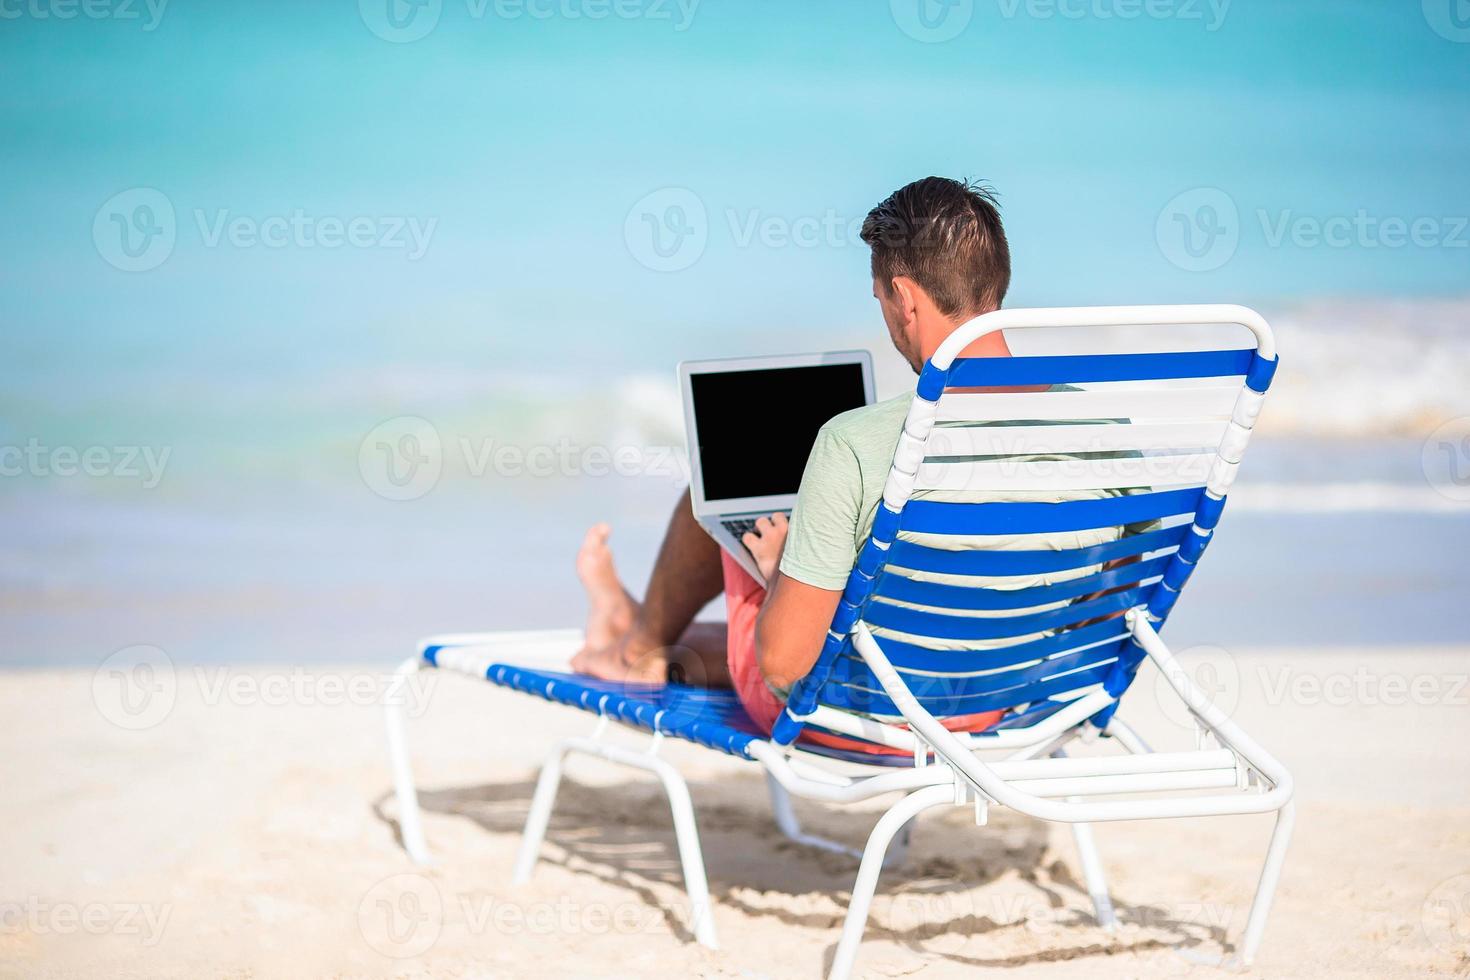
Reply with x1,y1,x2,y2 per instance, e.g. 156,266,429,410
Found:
742,516,842,691
755,573,841,690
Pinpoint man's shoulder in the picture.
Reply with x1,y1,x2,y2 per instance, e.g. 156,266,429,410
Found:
819,393,911,441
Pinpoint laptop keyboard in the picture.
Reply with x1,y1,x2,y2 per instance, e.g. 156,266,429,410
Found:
721,514,789,544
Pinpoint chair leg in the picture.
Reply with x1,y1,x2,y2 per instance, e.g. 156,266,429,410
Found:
1052,747,1116,931
885,825,913,870
765,771,868,862
1068,818,1117,931
766,770,807,841
384,656,432,865
1228,800,1295,969
654,753,720,950
512,736,720,950
511,741,572,885
828,784,954,980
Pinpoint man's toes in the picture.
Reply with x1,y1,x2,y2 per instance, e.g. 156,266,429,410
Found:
578,523,611,559
576,523,619,585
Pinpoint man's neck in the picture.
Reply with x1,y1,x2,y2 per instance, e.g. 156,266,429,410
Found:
917,308,1011,363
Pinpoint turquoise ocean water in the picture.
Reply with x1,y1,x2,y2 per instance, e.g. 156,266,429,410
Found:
3,1,1468,665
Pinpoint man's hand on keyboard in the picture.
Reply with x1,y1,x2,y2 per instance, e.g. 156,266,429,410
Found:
741,513,789,583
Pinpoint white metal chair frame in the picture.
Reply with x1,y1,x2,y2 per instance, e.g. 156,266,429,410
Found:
383,305,1293,979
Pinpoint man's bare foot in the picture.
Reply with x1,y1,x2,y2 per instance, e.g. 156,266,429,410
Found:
572,632,670,685
575,523,637,654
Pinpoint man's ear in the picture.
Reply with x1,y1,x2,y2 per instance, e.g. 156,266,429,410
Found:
889,276,921,330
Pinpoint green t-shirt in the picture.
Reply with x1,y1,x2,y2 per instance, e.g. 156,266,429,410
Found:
779,393,1151,651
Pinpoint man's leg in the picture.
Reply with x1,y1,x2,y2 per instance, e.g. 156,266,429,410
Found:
633,488,726,648
571,490,732,686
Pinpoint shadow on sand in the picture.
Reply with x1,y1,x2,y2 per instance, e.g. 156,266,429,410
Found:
372,771,1227,969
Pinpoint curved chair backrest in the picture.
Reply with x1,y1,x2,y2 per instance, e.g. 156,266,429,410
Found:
770,305,1277,747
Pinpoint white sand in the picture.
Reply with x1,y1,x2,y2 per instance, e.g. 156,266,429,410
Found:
3,647,1468,978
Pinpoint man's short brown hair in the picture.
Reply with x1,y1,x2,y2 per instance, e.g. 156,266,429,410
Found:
860,177,1011,319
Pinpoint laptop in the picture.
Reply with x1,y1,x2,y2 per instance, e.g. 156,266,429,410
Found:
678,351,875,586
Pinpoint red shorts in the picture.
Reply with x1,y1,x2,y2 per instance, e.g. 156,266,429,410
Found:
720,552,1004,755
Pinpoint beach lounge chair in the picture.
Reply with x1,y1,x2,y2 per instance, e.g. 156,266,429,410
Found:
383,304,1293,978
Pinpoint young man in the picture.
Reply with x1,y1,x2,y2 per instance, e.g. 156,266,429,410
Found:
569,176,1023,744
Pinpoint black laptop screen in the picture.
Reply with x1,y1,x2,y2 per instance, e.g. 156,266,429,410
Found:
690,362,869,502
